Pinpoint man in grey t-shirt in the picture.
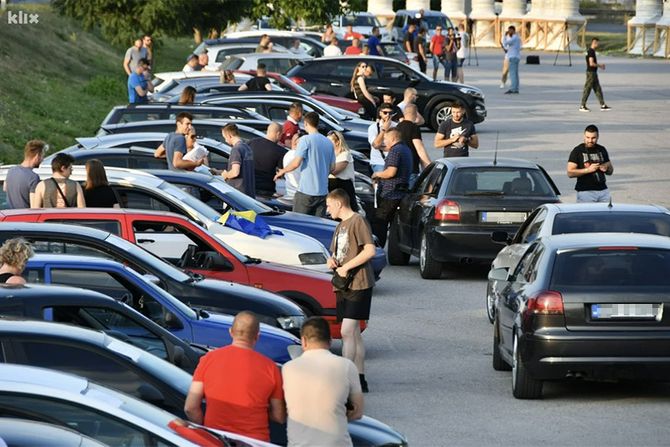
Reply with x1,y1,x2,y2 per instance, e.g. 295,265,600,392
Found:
4,140,46,209
123,38,148,76
154,112,202,171
221,123,256,198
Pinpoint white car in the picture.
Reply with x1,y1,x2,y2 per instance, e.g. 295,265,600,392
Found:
332,12,391,41
0,166,331,272
0,363,273,447
219,52,312,75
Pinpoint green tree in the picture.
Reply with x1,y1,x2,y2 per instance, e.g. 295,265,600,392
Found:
249,0,347,29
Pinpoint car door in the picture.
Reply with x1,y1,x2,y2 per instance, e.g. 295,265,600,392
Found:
301,59,357,97
172,181,232,215
396,164,435,248
366,59,418,100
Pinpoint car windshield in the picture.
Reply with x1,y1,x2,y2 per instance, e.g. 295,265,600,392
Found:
552,212,670,236
551,248,670,287
423,15,450,29
123,266,198,320
448,167,554,197
206,177,272,214
342,15,380,27
157,181,221,222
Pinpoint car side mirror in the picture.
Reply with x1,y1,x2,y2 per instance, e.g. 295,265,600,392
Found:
488,267,510,282
491,231,512,245
201,252,234,272
137,383,165,405
164,311,184,330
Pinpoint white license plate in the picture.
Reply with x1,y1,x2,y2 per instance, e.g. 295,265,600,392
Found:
591,303,663,320
480,211,527,224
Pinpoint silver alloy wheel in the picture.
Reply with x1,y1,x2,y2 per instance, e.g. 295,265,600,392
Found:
486,283,495,323
436,106,453,125
420,234,427,271
512,333,518,390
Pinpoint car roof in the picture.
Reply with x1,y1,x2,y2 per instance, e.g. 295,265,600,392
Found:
0,418,108,447
0,205,196,222
300,55,404,65
227,52,312,61
29,253,137,267
437,157,541,169
145,168,213,183
0,314,109,344
0,220,111,240
66,147,155,157
0,282,117,304
70,133,226,150
543,202,670,214
0,164,163,188
110,104,242,112
541,232,670,251
101,118,270,129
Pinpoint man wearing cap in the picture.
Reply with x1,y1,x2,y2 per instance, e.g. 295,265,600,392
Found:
182,54,200,73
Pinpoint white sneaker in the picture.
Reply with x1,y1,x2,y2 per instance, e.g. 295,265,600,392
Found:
499,82,505,89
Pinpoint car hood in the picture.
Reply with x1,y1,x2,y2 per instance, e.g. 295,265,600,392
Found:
341,119,373,134
263,212,337,249
349,415,408,446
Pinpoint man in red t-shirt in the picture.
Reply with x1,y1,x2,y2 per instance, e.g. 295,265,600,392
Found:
343,25,363,41
344,38,363,55
184,311,286,442
429,25,447,81
280,102,303,147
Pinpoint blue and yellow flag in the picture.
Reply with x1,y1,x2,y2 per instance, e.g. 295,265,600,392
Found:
218,210,283,239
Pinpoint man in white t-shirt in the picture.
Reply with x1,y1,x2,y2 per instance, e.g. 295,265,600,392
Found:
367,103,397,173
324,37,343,57
279,131,304,203
282,317,363,447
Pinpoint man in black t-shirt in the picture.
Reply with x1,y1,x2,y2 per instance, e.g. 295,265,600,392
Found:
395,104,430,188
579,38,611,112
403,23,417,54
238,63,272,92
567,124,614,202
434,102,478,158
249,122,287,197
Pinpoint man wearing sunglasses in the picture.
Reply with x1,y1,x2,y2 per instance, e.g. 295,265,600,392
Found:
367,104,397,174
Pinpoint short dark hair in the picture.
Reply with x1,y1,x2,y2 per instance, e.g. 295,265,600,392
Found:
304,111,319,128
175,112,193,124
300,316,331,343
451,102,464,110
51,153,74,173
222,122,239,137
257,63,267,71
378,102,394,117
508,25,516,32
591,37,600,43
327,188,350,208
289,102,303,114
138,58,150,67
584,124,599,134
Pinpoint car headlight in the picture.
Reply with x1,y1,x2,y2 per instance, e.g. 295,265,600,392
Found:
355,181,374,196
299,252,328,265
458,86,484,99
277,315,305,330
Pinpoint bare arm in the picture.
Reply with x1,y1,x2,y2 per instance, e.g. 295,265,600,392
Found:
371,129,386,149
567,161,601,178
331,160,349,175
601,160,613,175
222,162,241,180
75,183,86,208
268,398,287,424
357,77,376,104
468,133,479,149
414,112,425,126
173,151,203,170
238,84,248,91
413,138,431,169
274,155,304,180
123,57,131,75
30,182,44,208
434,132,460,149
184,382,204,424
265,83,273,92
346,392,364,421
154,144,166,158
5,275,26,285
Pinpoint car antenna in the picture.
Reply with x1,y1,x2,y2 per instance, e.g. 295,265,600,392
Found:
608,196,613,208
493,131,499,166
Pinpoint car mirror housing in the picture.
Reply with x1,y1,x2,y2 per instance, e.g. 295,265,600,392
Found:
491,231,511,245
164,311,184,330
489,267,509,282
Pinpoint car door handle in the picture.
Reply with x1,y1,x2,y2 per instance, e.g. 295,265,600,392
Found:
330,82,343,87
137,239,155,244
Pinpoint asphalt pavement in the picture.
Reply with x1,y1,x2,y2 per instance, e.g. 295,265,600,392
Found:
345,49,670,446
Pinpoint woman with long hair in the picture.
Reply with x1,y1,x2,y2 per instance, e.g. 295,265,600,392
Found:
178,86,197,105
321,23,335,43
327,130,358,212
350,62,377,120
0,238,33,285
83,159,118,208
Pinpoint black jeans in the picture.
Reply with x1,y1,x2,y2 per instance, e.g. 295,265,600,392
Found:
293,191,326,217
371,197,401,248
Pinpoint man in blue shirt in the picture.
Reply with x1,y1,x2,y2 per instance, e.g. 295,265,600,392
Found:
127,58,153,104
274,112,335,217
367,27,383,56
502,26,521,94
370,128,412,247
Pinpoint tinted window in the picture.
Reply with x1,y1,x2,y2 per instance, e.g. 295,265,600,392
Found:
219,58,243,70
519,208,547,244
117,111,164,123
551,248,670,287
30,240,114,259
302,60,341,76
513,243,541,283
552,212,670,237
423,15,451,30
114,188,173,212
45,219,122,236
378,63,409,81
448,167,554,196
215,46,257,63
78,156,131,168
134,156,169,169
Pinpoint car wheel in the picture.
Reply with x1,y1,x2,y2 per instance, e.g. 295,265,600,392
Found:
387,218,409,266
512,333,543,399
419,231,442,279
430,101,454,130
492,316,511,371
485,282,496,324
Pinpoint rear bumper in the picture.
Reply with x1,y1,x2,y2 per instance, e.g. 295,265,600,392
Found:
428,224,517,263
521,331,670,380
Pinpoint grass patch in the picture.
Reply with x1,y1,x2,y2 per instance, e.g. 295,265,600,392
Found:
586,32,628,55
0,4,196,164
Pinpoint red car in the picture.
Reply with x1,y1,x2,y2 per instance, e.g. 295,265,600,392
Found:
0,208,361,337
236,70,364,115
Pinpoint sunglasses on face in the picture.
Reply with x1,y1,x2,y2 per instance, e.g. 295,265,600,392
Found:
380,110,392,115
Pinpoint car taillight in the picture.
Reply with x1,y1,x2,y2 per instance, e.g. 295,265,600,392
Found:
434,199,460,222
526,291,564,315
290,76,306,85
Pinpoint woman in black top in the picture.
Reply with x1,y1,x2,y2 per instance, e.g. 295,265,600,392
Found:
84,159,119,208
350,62,378,120
0,238,33,285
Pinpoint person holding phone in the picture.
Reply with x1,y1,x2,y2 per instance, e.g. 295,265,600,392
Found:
567,124,614,202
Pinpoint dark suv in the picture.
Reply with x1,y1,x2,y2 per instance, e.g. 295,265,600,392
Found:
287,55,486,129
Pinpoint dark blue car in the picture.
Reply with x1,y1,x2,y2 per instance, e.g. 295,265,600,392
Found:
147,169,387,278
25,254,300,364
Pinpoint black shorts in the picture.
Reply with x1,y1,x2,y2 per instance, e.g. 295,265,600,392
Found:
336,288,373,322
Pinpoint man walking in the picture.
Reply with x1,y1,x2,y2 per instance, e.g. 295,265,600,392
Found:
434,102,479,157
184,311,285,442
4,140,46,209
220,123,256,198
127,58,153,104
249,122,287,197
370,128,412,247
282,317,364,447
502,26,521,94
580,38,611,112
567,124,613,202
274,112,335,217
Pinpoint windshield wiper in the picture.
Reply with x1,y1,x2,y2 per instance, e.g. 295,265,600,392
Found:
244,256,262,264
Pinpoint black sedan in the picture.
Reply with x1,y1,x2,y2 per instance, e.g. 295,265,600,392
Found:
491,233,670,399
286,55,487,129
387,157,560,279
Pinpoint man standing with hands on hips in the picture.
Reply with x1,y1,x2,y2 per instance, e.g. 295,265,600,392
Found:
567,124,614,203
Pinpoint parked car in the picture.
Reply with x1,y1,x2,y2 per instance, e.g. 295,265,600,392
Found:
287,55,487,129
332,12,390,41
150,69,230,95
387,157,561,279
0,418,110,447
23,256,300,364
391,10,453,42
0,362,264,446
219,52,312,75
100,104,265,126
97,118,269,142
0,283,206,371
0,165,331,273
485,202,670,322
4,209,355,337
490,233,670,399
220,30,327,57
0,222,306,335
201,39,289,66
150,75,284,102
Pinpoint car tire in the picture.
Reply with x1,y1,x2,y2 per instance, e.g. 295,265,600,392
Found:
492,317,511,371
419,231,442,279
387,218,409,266
512,333,543,399
485,282,496,324
430,101,454,131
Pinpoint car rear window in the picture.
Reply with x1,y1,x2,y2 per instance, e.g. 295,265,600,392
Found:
219,58,243,70
552,212,670,236
551,248,670,287
447,167,554,196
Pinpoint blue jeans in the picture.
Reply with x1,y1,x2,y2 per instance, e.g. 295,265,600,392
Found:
432,56,447,80
577,189,611,203
508,57,520,92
